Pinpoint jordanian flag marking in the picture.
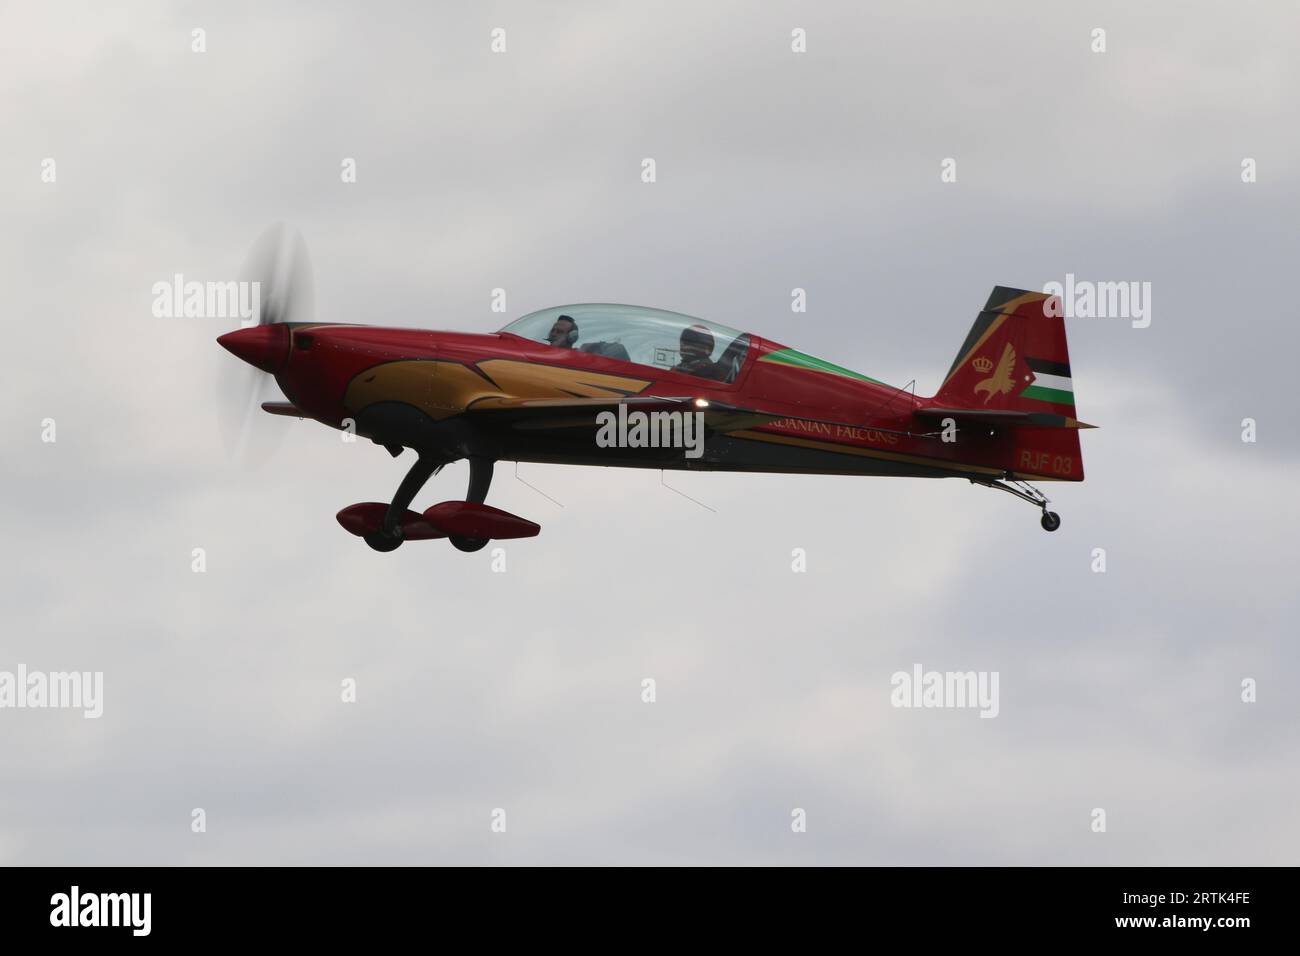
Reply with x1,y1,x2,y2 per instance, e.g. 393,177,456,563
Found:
1023,357,1073,405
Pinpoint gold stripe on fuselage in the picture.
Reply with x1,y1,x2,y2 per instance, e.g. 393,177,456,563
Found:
344,359,653,421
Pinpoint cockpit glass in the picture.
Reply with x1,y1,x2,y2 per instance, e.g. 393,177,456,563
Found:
499,304,751,384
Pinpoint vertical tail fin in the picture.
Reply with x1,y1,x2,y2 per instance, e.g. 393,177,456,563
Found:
929,287,1089,481
934,287,1079,414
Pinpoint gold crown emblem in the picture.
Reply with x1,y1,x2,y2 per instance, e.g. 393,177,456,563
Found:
972,356,994,373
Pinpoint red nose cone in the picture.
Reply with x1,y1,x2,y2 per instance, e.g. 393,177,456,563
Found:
217,324,289,373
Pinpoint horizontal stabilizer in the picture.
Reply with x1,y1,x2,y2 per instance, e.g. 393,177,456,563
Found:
915,406,1096,429
261,401,306,418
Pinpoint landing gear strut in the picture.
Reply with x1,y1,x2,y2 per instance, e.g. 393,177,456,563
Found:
973,477,1061,532
449,457,494,553
364,454,445,552
363,454,496,553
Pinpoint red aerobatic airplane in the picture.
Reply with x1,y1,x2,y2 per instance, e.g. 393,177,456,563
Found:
218,230,1091,553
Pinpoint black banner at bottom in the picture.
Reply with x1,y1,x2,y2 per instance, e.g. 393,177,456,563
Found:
0,866,1281,941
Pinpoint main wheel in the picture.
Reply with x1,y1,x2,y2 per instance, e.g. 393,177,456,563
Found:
1040,511,1061,532
449,536,489,553
364,529,404,552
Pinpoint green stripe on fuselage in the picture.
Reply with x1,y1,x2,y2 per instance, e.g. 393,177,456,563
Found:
759,349,888,386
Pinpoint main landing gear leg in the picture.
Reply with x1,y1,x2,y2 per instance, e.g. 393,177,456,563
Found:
365,454,444,553
466,456,494,504
450,457,496,553
973,477,1061,532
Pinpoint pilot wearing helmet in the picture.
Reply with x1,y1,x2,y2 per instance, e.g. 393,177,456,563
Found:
547,314,579,348
672,324,726,380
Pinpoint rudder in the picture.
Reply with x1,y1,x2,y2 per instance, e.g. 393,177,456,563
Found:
935,287,1080,414
929,287,1088,481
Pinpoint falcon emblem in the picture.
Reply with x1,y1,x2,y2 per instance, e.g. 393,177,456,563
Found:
973,343,1017,404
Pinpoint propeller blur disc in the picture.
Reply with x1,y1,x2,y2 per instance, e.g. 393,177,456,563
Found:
217,224,316,467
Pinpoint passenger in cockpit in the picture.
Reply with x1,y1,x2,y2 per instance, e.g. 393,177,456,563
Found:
672,324,726,381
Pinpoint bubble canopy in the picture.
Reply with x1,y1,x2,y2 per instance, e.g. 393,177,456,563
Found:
499,304,751,383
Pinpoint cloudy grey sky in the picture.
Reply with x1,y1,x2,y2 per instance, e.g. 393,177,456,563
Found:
2,0,1297,864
